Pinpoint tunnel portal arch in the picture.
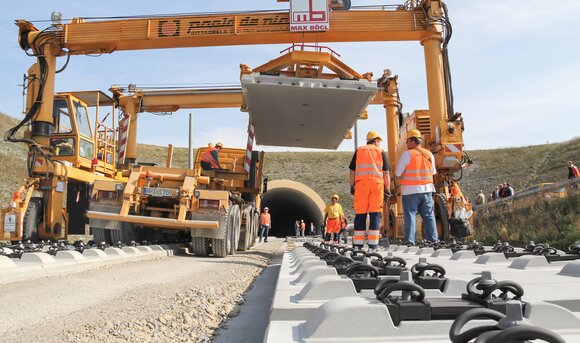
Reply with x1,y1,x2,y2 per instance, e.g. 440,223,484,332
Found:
261,180,325,238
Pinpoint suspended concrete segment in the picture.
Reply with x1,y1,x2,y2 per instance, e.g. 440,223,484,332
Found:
261,180,325,237
241,74,377,149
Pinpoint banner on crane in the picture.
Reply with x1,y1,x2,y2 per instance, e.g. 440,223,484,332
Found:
244,122,255,174
290,0,330,32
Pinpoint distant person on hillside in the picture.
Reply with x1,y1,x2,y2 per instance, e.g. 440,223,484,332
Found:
568,161,580,179
475,190,486,205
506,183,514,197
492,186,500,200
569,161,580,189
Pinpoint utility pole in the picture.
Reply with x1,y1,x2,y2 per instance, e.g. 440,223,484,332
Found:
353,122,359,151
188,112,194,169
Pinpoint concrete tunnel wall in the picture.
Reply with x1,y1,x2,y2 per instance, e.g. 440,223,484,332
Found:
261,180,325,237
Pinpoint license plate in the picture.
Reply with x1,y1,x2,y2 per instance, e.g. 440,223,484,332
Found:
4,214,17,232
143,188,175,197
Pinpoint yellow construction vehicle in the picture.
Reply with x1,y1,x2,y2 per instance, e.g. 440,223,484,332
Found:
86,85,264,256
1,0,473,247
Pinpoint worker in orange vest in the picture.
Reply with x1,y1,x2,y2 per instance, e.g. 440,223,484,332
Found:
395,129,438,244
200,142,223,170
259,207,271,243
349,131,391,252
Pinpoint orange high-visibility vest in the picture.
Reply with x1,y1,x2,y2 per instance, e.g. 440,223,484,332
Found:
354,145,384,183
261,213,271,225
201,147,220,169
400,147,434,186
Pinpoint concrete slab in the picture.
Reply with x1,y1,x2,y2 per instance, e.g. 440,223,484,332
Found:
55,250,86,263
431,249,454,258
104,247,126,257
292,266,337,285
121,247,140,255
241,74,377,149
0,256,17,270
559,261,580,277
509,255,550,269
416,248,434,255
83,249,109,260
450,250,477,260
135,246,153,253
475,253,509,264
19,252,57,266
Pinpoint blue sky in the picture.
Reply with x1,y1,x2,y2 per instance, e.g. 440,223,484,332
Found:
1,1,579,152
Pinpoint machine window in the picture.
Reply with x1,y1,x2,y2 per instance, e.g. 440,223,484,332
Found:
52,99,73,134
74,101,93,138
50,137,75,156
79,139,94,160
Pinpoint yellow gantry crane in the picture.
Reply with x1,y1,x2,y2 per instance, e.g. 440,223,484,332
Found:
2,0,471,246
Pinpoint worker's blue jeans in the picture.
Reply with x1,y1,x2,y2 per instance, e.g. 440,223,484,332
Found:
259,225,270,242
402,192,438,243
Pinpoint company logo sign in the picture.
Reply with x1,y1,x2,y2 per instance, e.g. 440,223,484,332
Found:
158,20,181,37
290,0,330,32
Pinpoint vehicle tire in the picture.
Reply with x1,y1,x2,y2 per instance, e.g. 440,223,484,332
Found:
212,205,236,258
92,227,108,244
238,206,253,251
23,197,43,242
191,237,210,257
251,212,260,247
433,193,450,242
109,222,136,245
229,205,241,255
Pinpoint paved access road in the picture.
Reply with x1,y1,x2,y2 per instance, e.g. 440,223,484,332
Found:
0,239,283,343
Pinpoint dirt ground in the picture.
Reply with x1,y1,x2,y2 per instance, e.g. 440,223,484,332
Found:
0,239,283,343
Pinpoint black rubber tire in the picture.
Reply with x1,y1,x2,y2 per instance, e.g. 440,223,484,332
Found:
229,205,241,255
238,207,253,251
213,205,238,258
251,212,260,247
92,227,108,245
191,237,210,257
23,197,43,242
434,193,450,242
109,222,136,245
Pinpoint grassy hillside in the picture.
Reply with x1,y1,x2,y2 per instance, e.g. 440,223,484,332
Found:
0,113,28,203
461,138,580,200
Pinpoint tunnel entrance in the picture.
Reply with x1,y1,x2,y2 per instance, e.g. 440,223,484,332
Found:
261,180,325,238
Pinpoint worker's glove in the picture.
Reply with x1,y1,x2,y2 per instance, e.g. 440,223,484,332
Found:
384,190,392,199
350,185,355,195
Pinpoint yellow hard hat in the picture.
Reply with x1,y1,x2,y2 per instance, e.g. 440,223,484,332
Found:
332,194,339,201
407,129,422,139
215,142,223,148
366,130,382,141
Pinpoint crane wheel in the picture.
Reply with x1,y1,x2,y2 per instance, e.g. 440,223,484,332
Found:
23,197,43,242
433,193,451,242
212,205,239,258
238,207,253,251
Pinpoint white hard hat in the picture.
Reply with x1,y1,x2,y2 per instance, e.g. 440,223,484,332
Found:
264,207,269,210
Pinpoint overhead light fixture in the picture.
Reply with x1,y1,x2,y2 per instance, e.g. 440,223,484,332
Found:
51,12,62,24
